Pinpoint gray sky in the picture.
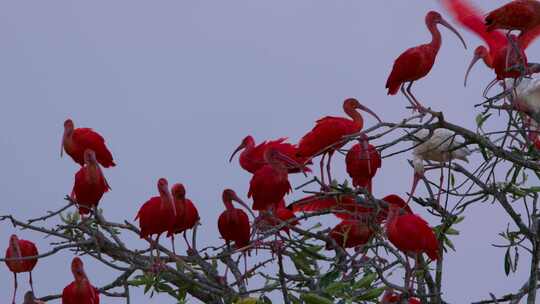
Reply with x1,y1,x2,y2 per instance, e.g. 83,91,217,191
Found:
1,0,537,303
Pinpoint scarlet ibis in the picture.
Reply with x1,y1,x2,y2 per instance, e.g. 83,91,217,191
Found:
167,183,200,253
229,135,310,174
71,149,110,216
135,178,177,260
385,195,439,261
5,235,38,304
248,148,303,211
326,219,373,250
218,189,252,249
409,128,470,202
381,290,421,304
290,194,412,223
441,0,540,85
296,98,381,183
62,257,99,304
23,291,45,304
386,11,467,111
485,0,540,34
256,200,299,236
345,141,381,193
61,119,116,168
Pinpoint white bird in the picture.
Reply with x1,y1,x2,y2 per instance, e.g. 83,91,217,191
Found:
503,76,540,144
408,128,471,202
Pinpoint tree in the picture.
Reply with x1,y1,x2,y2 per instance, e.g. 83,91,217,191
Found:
2,78,540,304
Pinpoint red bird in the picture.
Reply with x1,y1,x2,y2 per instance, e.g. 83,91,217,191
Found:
381,290,421,304
297,98,381,184
290,194,412,223
345,141,381,193
386,11,467,111
135,178,177,259
441,0,540,85
167,183,200,253
485,0,540,34
218,189,252,249
229,135,310,174
248,148,303,211
256,200,299,235
71,149,110,216
61,119,116,168
5,235,38,304
326,219,373,250
384,195,438,261
62,257,99,304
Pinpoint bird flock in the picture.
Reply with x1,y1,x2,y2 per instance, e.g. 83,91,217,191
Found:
5,1,540,303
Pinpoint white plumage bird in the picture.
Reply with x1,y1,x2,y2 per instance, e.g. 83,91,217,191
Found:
503,76,540,115
408,128,471,202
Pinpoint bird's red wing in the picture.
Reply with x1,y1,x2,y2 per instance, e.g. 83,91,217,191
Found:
386,48,426,94
519,24,540,49
440,0,506,50
73,128,115,167
297,117,355,157
289,195,338,213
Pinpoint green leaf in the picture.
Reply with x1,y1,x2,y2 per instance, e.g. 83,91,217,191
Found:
300,293,333,304
353,273,377,289
445,228,460,235
324,281,348,295
319,270,340,288
476,113,491,128
443,236,456,251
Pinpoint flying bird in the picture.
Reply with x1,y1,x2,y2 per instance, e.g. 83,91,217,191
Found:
297,98,381,184
386,11,467,111
485,0,540,34
71,149,110,216
5,235,38,304
441,0,540,87
62,257,99,304
167,183,200,254
229,136,310,174
135,178,177,261
61,119,116,168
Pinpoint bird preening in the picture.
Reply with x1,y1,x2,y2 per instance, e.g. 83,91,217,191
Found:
6,1,540,302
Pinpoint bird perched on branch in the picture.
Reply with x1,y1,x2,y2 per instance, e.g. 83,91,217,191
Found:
386,11,467,112
71,149,110,216
408,128,471,202
485,0,540,35
61,119,116,168
5,234,38,304
62,257,99,304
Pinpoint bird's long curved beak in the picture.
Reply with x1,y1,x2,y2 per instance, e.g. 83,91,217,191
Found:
232,194,256,219
464,53,482,87
439,18,467,50
274,150,308,177
357,103,382,123
229,142,246,163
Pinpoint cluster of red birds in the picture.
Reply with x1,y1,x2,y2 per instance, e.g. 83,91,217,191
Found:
5,1,540,303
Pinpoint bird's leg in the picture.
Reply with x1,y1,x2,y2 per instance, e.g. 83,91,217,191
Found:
326,150,335,184
12,273,17,304
243,251,249,286
401,83,419,113
406,82,427,114
29,271,34,294
404,255,412,291
183,231,192,251
319,152,326,186
170,236,176,255
506,31,526,78
437,166,444,203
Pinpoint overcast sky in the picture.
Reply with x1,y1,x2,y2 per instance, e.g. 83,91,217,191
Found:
1,0,537,303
